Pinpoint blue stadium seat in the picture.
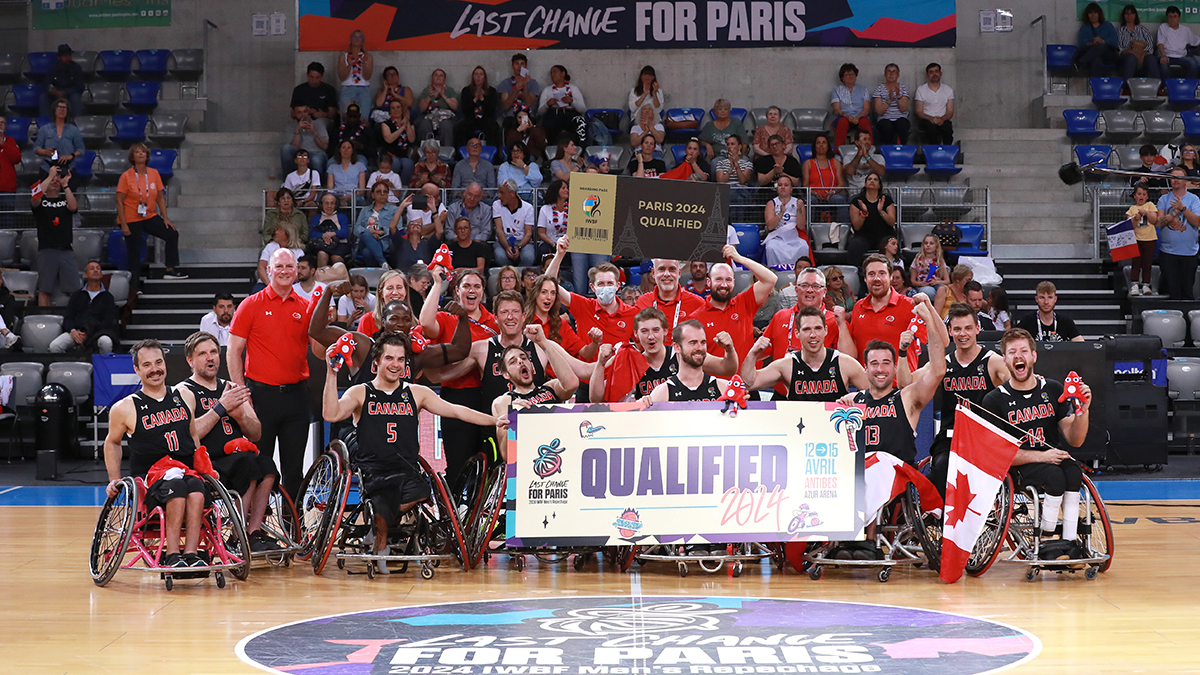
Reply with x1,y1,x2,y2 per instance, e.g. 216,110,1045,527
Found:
1064,109,1102,143
797,145,813,165
710,107,748,123
669,143,707,165
148,148,176,182
1074,144,1113,168
664,107,705,139
922,144,962,178
8,84,44,116
97,50,134,80
1089,78,1127,108
123,81,160,112
109,114,148,145
133,49,170,80
1183,111,1200,143
1166,78,1200,110
1046,45,1078,75
955,224,986,256
4,117,31,145
730,223,762,261
456,145,498,163
34,115,51,131
23,52,57,82
586,108,623,134
73,150,96,185
880,145,919,179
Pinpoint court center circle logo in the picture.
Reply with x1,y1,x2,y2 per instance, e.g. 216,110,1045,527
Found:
237,596,1040,675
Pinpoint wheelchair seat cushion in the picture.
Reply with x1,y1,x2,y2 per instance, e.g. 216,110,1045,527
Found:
363,469,431,527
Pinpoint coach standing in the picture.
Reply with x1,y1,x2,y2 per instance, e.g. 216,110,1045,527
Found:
228,248,314,499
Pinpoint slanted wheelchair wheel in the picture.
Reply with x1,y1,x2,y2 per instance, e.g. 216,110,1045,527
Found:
1082,475,1114,573
903,482,941,572
90,476,138,586
424,461,469,571
295,447,345,560
453,452,488,522
966,475,1013,577
264,483,300,552
466,464,506,570
204,475,251,581
311,472,350,576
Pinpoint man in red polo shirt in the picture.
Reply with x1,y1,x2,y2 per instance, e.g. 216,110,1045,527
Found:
634,258,706,344
847,254,931,363
228,248,314,499
545,235,638,357
760,266,856,397
687,244,776,368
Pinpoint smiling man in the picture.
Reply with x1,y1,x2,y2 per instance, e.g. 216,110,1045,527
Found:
634,258,706,344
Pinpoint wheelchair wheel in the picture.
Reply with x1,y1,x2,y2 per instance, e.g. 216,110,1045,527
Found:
311,470,351,576
263,483,300,551
204,475,251,581
1082,475,1114,572
902,482,941,572
966,475,1013,577
1006,486,1039,560
466,464,506,569
422,458,469,571
452,452,488,522
90,477,138,586
295,444,346,561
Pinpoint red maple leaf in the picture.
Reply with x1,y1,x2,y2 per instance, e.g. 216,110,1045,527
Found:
945,470,979,529
52,217,59,226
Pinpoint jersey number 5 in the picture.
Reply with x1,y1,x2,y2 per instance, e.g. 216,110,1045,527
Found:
386,423,396,443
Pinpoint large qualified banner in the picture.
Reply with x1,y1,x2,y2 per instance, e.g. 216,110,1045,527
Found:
568,172,730,261
33,0,171,29
502,400,868,547
298,0,956,51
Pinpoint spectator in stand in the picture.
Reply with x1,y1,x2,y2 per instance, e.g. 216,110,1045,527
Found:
915,63,955,145
337,275,376,326
873,64,911,145
261,187,309,246
963,280,1001,330
281,148,321,209
447,182,494,243
756,134,803,186
0,117,19,214
777,256,815,308
550,135,584,183
685,260,710,297
47,261,116,353
1178,145,1200,188
410,139,450,189
416,69,459,148
373,66,414,120
367,153,404,204
1157,6,1200,80
334,102,373,160
879,236,905,273
32,165,78,307
407,266,433,316
700,99,748,160
506,108,548,167
841,130,885,193
630,104,665,150
891,267,919,299
1118,5,1161,79
634,258,707,342
448,216,489,270
453,137,498,190
310,192,351,266
846,255,922,363
1130,143,1168,200
629,133,668,177
1017,281,1085,341
824,266,856,313
499,54,544,154
336,30,373,112
492,179,536,267
545,236,637,351
831,63,871,149
200,292,235,347
1075,3,1119,76
1154,166,1200,299
357,271,411,335
847,173,897,268
281,105,329,176
539,250,575,294
378,100,416,186
524,274,590,358
753,106,794,158
405,182,449,240
257,224,306,291
1127,184,1159,296
686,245,777,369
327,140,367,207
291,62,338,120
42,45,85,118
661,137,710,181
629,66,666,124
354,181,406,267
498,140,543,198
118,143,183,286
458,66,502,148
495,265,522,301
34,98,83,180
522,268,539,295
762,266,857,397
763,175,810,267
987,287,1012,329
715,135,756,186
801,135,844,215
539,65,587,146
537,178,570,258
292,255,325,302
395,217,436,270
910,233,950,300
934,264,973,318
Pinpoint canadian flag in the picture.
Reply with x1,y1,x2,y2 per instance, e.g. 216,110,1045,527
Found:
863,451,943,524
939,402,1021,583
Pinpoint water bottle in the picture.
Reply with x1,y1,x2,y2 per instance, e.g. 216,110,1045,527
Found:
508,235,518,250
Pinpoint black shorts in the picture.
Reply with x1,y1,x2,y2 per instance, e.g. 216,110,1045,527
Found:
1009,458,1083,497
253,451,279,481
144,475,207,511
362,470,431,527
211,453,262,495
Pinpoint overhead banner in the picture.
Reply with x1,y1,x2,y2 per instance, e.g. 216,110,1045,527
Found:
298,0,957,51
33,0,172,29
502,400,868,547
568,173,730,261
1078,1,1200,24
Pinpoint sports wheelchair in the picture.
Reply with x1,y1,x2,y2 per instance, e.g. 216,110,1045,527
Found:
230,483,301,567
617,541,785,578
296,439,469,579
915,455,1012,578
994,472,1114,581
89,473,251,590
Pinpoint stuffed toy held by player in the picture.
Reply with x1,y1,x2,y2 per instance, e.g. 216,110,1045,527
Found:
328,333,357,372
719,375,749,416
1058,371,1088,415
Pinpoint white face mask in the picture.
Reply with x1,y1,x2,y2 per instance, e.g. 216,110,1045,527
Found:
594,286,618,305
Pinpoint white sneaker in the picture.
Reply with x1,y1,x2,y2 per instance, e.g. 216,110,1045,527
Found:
1143,284,1154,295
1129,284,1141,296
1,332,17,348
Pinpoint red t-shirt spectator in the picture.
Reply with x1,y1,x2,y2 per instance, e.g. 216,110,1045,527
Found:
230,286,316,385
634,288,706,345
530,313,588,357
846,288,915,363
0,133,19,193
687,287,763,365
565,292,638,360
434,308,497,388
762,305,840,396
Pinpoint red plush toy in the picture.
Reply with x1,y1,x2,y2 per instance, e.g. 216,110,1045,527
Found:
428,244,454,273
223,438,259,455
906,314,927,373
719,375,749,416
1058,370,1088,415
329,333,357,373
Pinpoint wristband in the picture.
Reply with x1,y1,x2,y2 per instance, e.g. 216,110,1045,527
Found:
213,402,227,418
898,347,909,357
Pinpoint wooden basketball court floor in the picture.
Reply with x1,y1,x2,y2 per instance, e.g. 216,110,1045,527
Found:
1,491,1197,674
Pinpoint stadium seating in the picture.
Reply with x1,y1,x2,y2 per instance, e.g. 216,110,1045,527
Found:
149,148,176,182
710,107,748,123
9,84,44,116
133,49,170,80
110,114,148,145
1141,110,1179,142
1089,78,1126,108
922,145,963,178
669,144,707,165
148,113,187,147
0,231,16,266
4,116,31,145
1,270,36,301
1063,109,1101,143
880,145,919,180
1074,144,1113,168
1122,263,1160,295
0,52,21,84
350,267,386,290
1166,78,1200,110
1127,78,1165,109
73,51,98,80
123,81,160,112
84,81,123,114
97,148,130,183
1046,45,1077,75
1101,110,1139,143
899,222,929,250
169,49,205,87
20,315,63,353
955,223,986,256
1142,309,1187,348
1182,111,1200,143
96,50,135,80
796,145,813,165
73,229,104,268
73,150,97,185
23,52,56,83
790,108,828,143
664,107,705,140
107,270,132,307
1167,357,1200,400
18,230,37,266
456,144,497,163
750,108,772,128
585,108,623,135
75,115,110,148
1,361,44,406
729,223,762,261
47,362,93,406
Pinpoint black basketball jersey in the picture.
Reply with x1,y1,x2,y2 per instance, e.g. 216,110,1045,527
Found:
482,336,546,406
127,389,197,478
787,348,848,402
981,379,1070,451
665,374,723,401
939,348,999,431
354,382,421,475
636,346,678,399
179,378,243,452
854,388,917,466
511,384,560,406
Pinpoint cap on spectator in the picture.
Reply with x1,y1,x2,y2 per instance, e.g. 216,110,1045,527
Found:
57,44,72,55
346,102,360,114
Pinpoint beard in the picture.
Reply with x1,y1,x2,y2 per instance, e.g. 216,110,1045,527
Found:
710,286,734,303
681,349,706,368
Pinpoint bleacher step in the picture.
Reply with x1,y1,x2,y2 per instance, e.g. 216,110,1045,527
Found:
186,143,280,158
176,193,263,208
184,132,280,145
186,155,278,170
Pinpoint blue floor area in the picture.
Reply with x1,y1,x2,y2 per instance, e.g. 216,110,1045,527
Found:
0,486,109,506
1094,480,1200,501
